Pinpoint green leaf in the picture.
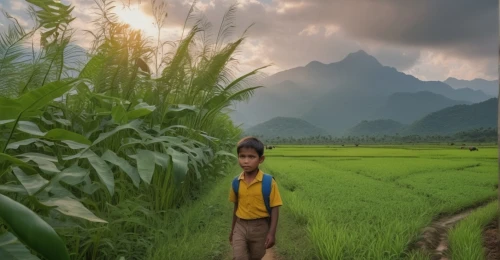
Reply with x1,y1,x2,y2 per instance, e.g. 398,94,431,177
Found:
0,232,39,260
7,138,41,150
39,196,107,223
51,165,89,186
166,147,189,184
0,193,70,260
28,158,60,173
0,185,28,195
86,151,114,196
17,153,58,162
127,103,156,120
136,149,155,185
0,119,16,125
44,129,91,145
0,98,22,120
16,80,76,113
0,153,37,174
215,150,237,159
92,120,145,147
102,150,140,188
17,121,46,136
152,151,170,169
54,118,71,126
111,104,127,124
164,104,198,120
61,140,89,150
12,167,48,196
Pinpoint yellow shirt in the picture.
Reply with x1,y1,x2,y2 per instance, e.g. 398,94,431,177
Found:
229,170,283,219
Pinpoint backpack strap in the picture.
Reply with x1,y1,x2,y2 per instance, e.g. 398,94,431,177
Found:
232,175,240,199
262,173,273,216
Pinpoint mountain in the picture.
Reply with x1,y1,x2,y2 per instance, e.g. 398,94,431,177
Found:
444,77,498,97
244,117,328,138
404,98,497,135
372,91,470,124
347,119,406,136
232,50,492,135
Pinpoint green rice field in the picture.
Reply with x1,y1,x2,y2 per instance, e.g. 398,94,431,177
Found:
155,144,498,259
262,144,498,259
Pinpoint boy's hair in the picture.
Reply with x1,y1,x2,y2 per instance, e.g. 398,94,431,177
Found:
237,136,264,157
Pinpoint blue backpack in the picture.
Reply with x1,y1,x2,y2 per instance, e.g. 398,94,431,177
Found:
232,173,273,216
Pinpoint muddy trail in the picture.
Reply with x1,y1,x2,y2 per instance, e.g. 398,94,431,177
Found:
262,248,277,260
411,200,493,260
483,220,500,260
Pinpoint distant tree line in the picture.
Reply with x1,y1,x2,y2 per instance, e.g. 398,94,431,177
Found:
255,127,497,145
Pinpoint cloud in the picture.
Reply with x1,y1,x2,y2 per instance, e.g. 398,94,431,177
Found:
0,0,496,81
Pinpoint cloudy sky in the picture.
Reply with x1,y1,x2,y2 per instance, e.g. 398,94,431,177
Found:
0,0,498,81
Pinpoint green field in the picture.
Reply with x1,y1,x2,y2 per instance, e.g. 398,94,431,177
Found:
262,145,498,259
150,144,498,259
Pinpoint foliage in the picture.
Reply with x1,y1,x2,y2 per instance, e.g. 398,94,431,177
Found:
0,0,265,258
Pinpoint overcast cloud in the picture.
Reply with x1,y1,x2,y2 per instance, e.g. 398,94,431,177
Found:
0,0,497,81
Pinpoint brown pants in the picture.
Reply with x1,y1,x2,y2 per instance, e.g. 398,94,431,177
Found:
232,217,269,260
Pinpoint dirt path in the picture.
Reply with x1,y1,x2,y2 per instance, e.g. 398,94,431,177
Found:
262,248,276,260
413,201,491,259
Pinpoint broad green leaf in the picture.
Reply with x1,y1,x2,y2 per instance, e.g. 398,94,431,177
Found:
92,120,145,147
164,104,198,120
39,196,107,223
0,194,70,260
17,153,58,162
86,151,114,196
61,140,89,150
102,150,140,187
127,104,155,120
79,55,105,79
7,138,40,150
152,151,170,169
16,79,76,113
28,158,60,173
54,118,71,126
17,121,46,136
166,147,189,184
52,165,89,186
215,150,237,159
12,167,48,196
136,149,155,185
0,185,28,195
0,98,22,120
0,153,37,174
0,119,15,125
0,232,39,260
44,129,91,145
111,104,127,124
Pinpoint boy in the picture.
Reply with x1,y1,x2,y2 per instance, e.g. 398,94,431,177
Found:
229,137,283,260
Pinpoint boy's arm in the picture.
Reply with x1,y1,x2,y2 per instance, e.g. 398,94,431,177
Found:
265,206,280,248
229,202,238,244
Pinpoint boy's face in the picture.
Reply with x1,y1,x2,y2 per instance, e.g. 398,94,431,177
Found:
238,147,265,174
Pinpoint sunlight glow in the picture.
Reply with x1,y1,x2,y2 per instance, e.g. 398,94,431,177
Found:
114,5,156,34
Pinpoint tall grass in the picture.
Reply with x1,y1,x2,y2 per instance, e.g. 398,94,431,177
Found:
448,200,498,260
0,0,266,258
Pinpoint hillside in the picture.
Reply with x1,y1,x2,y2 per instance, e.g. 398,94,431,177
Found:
347,119,406,136
444,77,498,97
404,98,497,135
244,117,328,138
372,91,470,124
231,50,491,135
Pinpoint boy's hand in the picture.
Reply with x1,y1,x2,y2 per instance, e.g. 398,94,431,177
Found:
264,233,275,249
